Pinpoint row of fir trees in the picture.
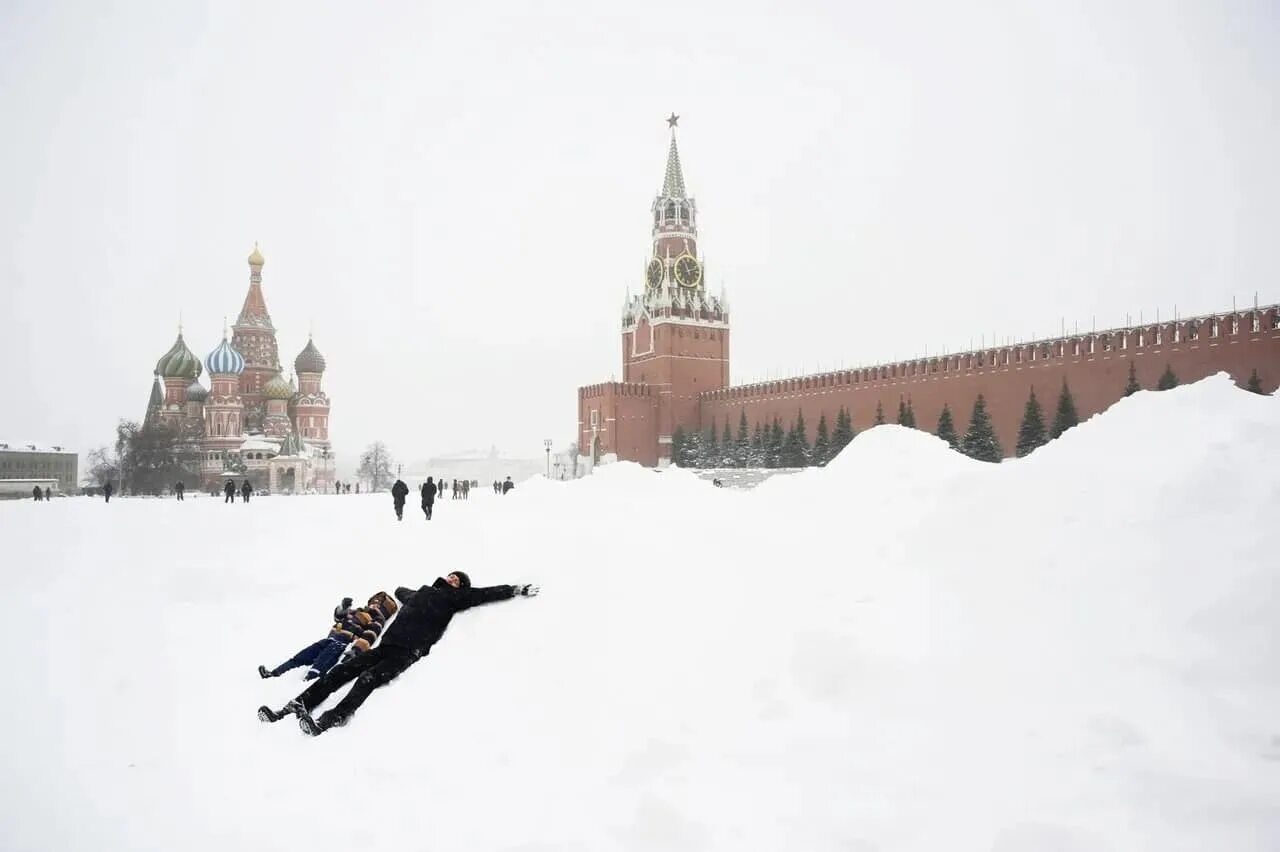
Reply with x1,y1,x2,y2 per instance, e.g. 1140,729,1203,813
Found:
672,359,1248,469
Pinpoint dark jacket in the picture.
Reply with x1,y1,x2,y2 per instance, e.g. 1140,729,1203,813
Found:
502,479,514,494
421,480,437,504
225,480,236,495
391,480,409,503
241,481,252,495
385,579,515,654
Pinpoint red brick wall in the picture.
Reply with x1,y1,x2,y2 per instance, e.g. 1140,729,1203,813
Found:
622,320,729,458
578,382,659,466
700,309,1280,457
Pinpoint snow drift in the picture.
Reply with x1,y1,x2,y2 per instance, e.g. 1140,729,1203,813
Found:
1,374,1277,851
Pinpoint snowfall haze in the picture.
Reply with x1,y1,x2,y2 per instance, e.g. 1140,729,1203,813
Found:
1,1,1279,467
1,376,1278,850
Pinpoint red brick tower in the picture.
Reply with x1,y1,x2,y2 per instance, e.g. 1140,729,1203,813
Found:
620,114,730,462
231,243,282,433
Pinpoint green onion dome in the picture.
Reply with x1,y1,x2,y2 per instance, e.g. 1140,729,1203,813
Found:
155,333,203,381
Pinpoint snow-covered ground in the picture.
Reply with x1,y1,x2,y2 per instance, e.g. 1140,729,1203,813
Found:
1,374,1277,851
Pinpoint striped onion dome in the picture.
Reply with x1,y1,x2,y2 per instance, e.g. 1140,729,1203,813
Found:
155,333,203,380
206,337,246,375
294,337,327,374
262,372,294,400
185,380,208,403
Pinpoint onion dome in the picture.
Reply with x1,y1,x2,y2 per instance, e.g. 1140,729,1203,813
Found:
248,242,265,267
185,380,208,404
294,337,327,374
206,337,246,375
262,372,293,400
155,333,202,380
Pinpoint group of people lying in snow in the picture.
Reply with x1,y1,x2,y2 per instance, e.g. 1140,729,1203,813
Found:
258,571,540,736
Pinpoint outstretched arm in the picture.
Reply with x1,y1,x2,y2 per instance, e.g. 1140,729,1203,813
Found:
455,584,539,611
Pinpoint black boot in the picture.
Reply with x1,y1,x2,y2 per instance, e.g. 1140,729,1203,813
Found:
297,711,326,736
258,665,276,679
258,699,304,723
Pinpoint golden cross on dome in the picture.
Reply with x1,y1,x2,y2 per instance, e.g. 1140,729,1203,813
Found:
666,112,679,129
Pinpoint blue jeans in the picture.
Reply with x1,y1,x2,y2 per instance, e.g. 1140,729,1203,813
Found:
271,636,349,678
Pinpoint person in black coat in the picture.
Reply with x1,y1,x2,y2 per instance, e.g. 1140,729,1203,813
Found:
103,482,113,503
258,571,540,735
241,480,252,503
224,479,236,503
390,479,409,520
421,476,437,520
32,486,42,501
175,481,185,501
502,475,515,494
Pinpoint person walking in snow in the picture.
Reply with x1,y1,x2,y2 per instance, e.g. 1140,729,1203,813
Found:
259,592,398,681
241,480,252,503
258,571,540,736
224,479,236,503
421,477,437,520
103,482,113,503
32,486,42,501
502,475,514,495
175,481,185,501
391,478,409,520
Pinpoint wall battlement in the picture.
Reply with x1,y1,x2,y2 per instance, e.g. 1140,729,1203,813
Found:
579,381,654,400
703,305,1280,403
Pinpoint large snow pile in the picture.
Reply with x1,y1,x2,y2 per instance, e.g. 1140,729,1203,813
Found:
1,374,1277,851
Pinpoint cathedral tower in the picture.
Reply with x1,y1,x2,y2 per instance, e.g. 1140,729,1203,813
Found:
231,243,282,432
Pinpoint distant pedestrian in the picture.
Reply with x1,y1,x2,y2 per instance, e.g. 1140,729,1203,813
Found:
224,480,236,503
175,481,185,501
391,478,409,520
421,477,437,520
103,482,114,503
44,487,51,501
502,475,514,495
32,486,42,501
242,480,253,502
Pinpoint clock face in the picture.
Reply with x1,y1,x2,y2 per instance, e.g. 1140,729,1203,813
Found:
646,258,664,289
674,254,701,288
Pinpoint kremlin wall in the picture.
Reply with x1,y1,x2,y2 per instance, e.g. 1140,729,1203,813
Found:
579,120,1280,466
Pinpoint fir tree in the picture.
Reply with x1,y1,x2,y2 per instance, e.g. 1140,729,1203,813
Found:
1246,368,1263,394
961,394,1003,462
750,423,764,467
1014,386,1048,458
793,409,809,466
935,403,959,450
671,426,687,467
781,421,803,468
896,399,908,425
722,419,733,466
1157,363,1178,390
903,399,916,428
1124,361,1140,396
812,412,831,466
831,406,855,458
1050,379,1079,440
768,418,785,468
874,401,885,425
702,420,718,468
735,410,750,466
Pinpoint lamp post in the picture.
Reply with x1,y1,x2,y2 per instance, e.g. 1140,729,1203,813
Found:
544,439,552,478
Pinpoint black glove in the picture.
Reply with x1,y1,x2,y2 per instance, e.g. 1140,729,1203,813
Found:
512,584,540,597
341,597,353,608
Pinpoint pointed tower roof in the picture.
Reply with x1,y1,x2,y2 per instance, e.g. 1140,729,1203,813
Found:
148,375,163,407
662,130,687,199
235,243,275,329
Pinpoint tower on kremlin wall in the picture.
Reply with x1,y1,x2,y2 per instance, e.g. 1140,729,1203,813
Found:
578,117,1280,466
146,245,335,492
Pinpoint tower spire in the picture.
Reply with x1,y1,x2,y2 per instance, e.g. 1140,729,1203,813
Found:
662,114,686,199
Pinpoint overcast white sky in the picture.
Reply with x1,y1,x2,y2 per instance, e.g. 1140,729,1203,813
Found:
2,1,1277,472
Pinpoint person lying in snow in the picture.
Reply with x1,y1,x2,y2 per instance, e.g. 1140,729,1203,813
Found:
258,571,539,735
258,591,399,681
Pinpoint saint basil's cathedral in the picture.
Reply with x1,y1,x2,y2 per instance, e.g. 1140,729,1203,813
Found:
145,244,334,492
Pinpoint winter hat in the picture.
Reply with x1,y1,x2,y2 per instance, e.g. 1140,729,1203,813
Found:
451,571,472,589
369,591,398,616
